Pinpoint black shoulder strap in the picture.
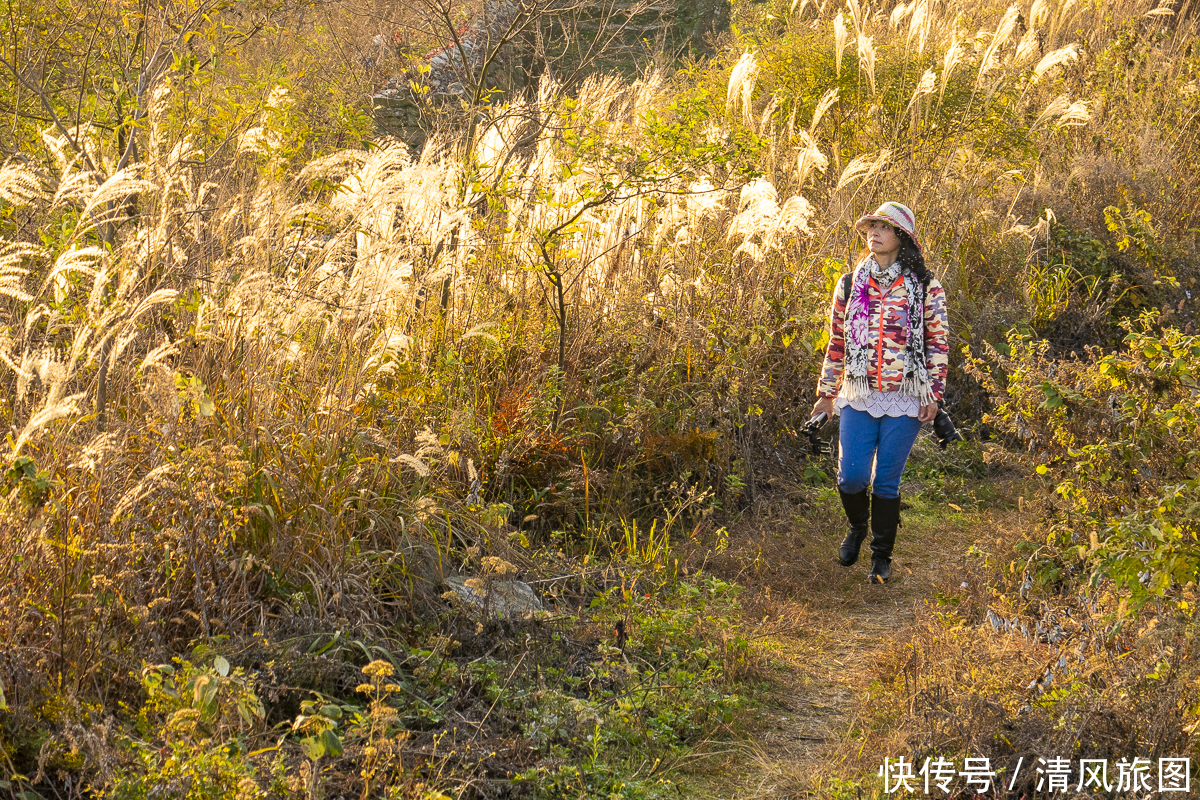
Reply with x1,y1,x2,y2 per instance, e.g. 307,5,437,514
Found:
840,271,853,301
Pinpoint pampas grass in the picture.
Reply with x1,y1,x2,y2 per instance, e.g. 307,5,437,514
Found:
940,37,965,104
1031,0,1052,28
836,149,890,190
857,34,877,95
976,5,1022,87
907,0,933,56
1056,99,1092,127
795,131,830,188
810,87,840,133
1033,44,1081,81
728,52,761,126
834,13,852,75
1033,94,1072,128
907,68,937,115
0,162,48,207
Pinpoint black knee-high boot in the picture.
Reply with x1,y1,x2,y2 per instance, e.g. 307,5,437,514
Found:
868,494,901,584
838,489,871,567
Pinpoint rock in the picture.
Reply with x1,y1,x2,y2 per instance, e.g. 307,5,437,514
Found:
445,575,544,620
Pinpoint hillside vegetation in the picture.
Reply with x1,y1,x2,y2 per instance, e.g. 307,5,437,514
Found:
0,0,1198,796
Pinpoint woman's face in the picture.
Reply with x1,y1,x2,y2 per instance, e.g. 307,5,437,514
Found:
865,220,901,261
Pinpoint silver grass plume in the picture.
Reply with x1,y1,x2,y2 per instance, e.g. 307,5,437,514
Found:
631,70,667,120
239,85,293,158
837,149,891,190
810,88,839,133
907,0,932,56
1033,44,1081,81
96,289,180,370
1006,208,1055,243
1051,0,1078,41
686,178,726,221
727,52,760,127
0,162,48,207
795,131,830,187
726,179,813,259
727,179,780,244
1056,100,1091,127
1014,29,1041,66
1030,0,1052,27
845,0,864,35
146,83,173,163
1033,94,1071,127
394,454,431,477
976,5,1022,87
110,463,177,524
73,168,160,242
12,392,87,455
361,327,413,379
70,431,122,473
858,34,877,95
50,169,100,214
907,68,937,115
41,124,103,177
940,37,964,103
476,114,520,173
459,321,501,346
834,13,852,75
0,242,45,302
576,73,628,130
758,96,780,136
138,341,180,374
299,149,370,185
651,198,689,254
40,246,105,304
762,195,815,250
733,240,765,263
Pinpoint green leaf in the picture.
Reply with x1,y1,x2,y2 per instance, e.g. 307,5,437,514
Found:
237,696,264,724
319,728,344,757
214,655,230,677
300,735,325,760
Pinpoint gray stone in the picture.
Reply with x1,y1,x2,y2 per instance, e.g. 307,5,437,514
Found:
445,575,544,619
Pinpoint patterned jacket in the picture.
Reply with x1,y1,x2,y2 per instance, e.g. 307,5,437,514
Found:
817,270,950,401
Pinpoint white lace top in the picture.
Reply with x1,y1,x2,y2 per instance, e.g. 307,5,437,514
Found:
835,390,920,419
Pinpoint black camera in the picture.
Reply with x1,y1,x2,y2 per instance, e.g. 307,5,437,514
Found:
932,402,963,449
800,411,829,456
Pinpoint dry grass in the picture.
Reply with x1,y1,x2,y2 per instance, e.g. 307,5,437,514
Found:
0,0,1198,793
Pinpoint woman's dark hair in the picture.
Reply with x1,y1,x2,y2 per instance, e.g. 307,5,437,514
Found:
895,229,930,285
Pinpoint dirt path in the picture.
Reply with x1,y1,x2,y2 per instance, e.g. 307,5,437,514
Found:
686,486,996,798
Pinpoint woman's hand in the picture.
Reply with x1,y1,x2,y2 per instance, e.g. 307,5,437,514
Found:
813,396,834,419
918,402,938,423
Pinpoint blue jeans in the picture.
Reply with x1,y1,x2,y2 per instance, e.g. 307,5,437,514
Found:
837,407,922,500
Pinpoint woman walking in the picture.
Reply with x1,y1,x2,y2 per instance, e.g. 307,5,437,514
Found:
811,202,949,584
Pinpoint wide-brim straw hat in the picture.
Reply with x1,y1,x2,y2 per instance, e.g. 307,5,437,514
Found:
855,201,922,251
